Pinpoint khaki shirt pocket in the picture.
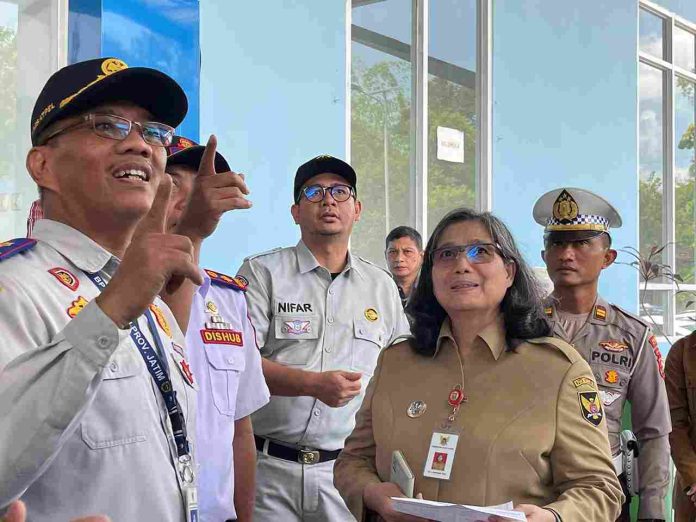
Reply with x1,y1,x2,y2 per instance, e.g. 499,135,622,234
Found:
205,344,246,417
272,314,320,366
81,352,149,449
351,317,385,376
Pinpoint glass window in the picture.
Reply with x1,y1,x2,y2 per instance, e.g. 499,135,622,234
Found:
0,0,66,240
350,0,412,262
639,8,665,60
350,0,484,265
427,0,477,237
674,24,696,74
638,2,696,338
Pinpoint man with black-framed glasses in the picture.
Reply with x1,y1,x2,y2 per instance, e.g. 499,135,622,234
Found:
534,187,670,522
237,154,411,522
0,58,203,521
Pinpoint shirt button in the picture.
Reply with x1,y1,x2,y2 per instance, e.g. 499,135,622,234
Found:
328,289,335,295
325,346,332,353
98,336,110,348
313,409,321,417
327,317,334,324
227,358,235,364
359,328,365,335
109,361,118,372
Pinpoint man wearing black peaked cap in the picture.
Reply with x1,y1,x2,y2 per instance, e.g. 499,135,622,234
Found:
0,58,203,522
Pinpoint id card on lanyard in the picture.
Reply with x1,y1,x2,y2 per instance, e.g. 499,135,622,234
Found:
83,270,198,521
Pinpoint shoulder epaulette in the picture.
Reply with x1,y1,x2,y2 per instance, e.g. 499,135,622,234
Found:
0,238,37,261
610,303,651,331
356,255,393,277
244,247,284,262
204,269,248,291
526,336,582,364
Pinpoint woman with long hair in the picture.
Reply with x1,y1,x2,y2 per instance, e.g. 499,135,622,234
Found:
334,208,623,522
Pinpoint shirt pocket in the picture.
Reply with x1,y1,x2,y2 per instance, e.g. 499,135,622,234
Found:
351,316,385,376
81,351,150,450
205,344,246,417
271,313,320,366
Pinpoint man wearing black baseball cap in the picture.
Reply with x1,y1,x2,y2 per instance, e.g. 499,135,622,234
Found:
161,135,269,522
237,155,410,521
0,58,203,521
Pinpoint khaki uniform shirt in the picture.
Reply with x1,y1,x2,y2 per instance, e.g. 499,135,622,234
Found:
0,220,196,521
665,332,696,490
237,240,411,450
545,295,671,519
334,317,623,521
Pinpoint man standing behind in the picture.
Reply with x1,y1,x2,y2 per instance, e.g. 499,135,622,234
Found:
385,225,424,308
237,155,411,522
163,135,270,522
534,187,670,522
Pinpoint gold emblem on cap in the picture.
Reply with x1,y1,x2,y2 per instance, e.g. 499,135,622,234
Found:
552,189,579,222
364,308,378,322
101,58,128,75
407,400,427,418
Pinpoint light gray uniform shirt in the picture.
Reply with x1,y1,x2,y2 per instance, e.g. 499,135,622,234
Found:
0,219,197,522
237,240,412,451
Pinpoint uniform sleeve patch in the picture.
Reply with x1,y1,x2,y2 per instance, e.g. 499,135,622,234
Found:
0,238,37,261
204,268,248,291
578,391,604,427
648,335,665,379
572,376,595,389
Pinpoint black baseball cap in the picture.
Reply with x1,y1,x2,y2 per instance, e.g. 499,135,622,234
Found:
166,136,231,173
293,155,357,203
31,57,188,145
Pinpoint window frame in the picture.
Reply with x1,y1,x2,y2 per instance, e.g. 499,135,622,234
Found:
346,0,492,238
638,0,696,337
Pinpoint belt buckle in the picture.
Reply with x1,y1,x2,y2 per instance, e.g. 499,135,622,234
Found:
299,449,320,465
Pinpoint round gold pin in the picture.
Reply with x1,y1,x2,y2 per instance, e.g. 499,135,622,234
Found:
365,308,379,322
407,400,427,418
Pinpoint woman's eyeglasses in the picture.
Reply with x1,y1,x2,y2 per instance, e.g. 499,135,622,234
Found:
430,243,503,267
40,113,175,147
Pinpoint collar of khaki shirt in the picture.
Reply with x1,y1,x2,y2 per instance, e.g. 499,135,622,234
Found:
31,219,113,273
434,314,508,360
295,239,364,279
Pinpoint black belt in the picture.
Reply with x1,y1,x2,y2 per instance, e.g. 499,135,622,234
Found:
254,435,341,465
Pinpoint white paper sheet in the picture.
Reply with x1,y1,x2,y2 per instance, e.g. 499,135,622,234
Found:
391,497,528,522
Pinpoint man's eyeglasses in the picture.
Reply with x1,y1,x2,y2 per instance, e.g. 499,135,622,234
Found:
40,113,175,147
300,184,355,203
431,243,504,267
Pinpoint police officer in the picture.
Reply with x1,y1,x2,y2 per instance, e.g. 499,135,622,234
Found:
237,155,411,522
0,58,202,521
163,135,270,522
534,187,671,522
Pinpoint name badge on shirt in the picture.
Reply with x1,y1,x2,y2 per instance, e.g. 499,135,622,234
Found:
423,432,459,480
184,483,198,522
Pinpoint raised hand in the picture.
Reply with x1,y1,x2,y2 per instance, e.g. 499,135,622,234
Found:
175,134,251,241
96,175,203,327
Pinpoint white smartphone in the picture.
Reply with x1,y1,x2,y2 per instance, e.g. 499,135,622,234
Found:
391,450,415,498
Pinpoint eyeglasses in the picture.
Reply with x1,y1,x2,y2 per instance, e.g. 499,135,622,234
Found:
300,184,355,203
431,243,504,267
40,113,175,147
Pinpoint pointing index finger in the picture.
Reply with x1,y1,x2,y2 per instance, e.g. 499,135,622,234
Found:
198,134,218,177
133,174,172,237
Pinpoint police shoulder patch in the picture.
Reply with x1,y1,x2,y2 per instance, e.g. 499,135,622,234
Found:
205,268,248,292
0,238,37,261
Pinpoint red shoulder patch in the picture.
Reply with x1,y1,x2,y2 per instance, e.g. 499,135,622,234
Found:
648,335,665,379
